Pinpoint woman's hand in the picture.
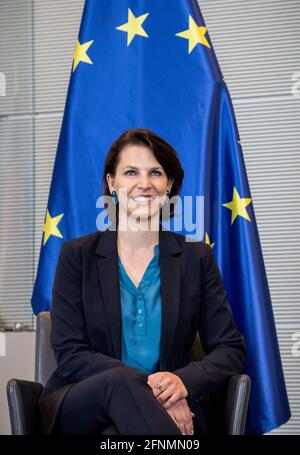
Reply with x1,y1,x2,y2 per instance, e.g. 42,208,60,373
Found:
147,371,188,409
166,398,195,435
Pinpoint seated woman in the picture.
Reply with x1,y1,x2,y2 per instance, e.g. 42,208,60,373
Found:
39,128,245,435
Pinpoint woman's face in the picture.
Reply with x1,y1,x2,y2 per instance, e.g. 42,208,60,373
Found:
107,144,173,223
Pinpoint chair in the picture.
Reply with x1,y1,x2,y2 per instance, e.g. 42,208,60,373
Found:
7,312,251,435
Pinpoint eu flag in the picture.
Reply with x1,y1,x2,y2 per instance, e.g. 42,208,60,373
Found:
31,0,290,434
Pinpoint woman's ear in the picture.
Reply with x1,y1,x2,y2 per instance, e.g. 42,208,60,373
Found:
168,178,175,193
106,173,115,193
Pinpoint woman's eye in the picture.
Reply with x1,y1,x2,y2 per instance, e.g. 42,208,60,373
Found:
124,170,162,176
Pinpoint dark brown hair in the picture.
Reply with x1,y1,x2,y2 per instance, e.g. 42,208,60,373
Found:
102,128,184,222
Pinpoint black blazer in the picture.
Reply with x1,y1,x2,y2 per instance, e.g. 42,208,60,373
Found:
39,226,245,434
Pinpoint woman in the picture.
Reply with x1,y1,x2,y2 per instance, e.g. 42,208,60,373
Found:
39,128,245,435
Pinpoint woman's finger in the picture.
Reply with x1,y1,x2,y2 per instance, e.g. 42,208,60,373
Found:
166,408,178,427
177,400,195,435
148,377,170,397
153,381,176,403
161,391,181,409
183,410,194,435
177,404,189,435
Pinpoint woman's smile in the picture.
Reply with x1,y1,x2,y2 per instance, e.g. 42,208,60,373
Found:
131,195,159,205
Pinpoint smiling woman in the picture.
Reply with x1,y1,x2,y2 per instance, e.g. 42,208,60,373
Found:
103,128,185,288
103,128,184,230
38,128,245,436
108,144,171,226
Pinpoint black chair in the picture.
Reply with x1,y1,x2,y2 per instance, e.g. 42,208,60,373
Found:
7,312,251,435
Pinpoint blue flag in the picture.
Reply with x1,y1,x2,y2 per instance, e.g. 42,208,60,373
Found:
31,0,290,434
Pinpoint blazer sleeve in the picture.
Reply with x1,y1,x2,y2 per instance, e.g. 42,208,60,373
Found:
50,240,128,382
173,244,246,399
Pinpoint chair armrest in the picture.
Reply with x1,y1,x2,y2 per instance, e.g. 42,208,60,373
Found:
6,379,44,435
224,374,251,435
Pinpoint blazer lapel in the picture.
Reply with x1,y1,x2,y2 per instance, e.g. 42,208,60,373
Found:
96,229,122,359
159,227,182,370
95,226,183,368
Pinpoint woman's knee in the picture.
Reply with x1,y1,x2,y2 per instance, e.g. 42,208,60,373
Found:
104,366,148,391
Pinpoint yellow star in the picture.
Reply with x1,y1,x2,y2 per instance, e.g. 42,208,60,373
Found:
116,8,149,46
205,232,215,249
176,15,210,54
222,187,252,225
73,39,94,72
43,210,64,245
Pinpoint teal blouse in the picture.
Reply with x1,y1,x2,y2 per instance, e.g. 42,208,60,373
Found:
118,244,161,374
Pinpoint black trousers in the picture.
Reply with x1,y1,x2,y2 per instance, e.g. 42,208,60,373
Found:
58,366,184,435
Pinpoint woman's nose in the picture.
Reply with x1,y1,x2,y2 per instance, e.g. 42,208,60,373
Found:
137,174,151,189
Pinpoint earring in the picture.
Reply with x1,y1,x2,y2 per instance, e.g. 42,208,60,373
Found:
111,190,118,205
166,189,170,204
